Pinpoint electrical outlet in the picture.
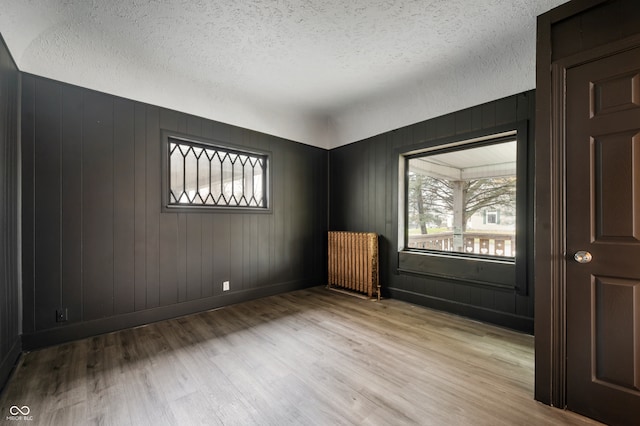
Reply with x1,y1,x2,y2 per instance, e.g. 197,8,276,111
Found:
56,308,68,323
223,281,230,291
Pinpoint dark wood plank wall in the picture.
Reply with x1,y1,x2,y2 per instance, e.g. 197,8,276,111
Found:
0,35,21,390
21,74,328,349
329,92,535,332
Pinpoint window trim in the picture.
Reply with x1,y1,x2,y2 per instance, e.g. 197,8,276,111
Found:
403,133,518,261
396,121,529,295
161,130,272,213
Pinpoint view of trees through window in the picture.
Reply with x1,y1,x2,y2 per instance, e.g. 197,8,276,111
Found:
406,139,517,258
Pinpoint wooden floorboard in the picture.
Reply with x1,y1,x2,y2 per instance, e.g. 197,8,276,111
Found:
0,287,601,425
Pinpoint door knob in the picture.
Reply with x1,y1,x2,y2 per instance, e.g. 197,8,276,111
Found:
574,251,592,264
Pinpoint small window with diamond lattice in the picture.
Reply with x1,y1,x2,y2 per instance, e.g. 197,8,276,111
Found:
162,132,270,212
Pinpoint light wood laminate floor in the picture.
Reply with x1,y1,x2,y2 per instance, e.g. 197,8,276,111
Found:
0,287,601,425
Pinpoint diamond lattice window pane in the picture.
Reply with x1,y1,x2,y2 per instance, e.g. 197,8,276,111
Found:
198,151,209,203
244,162,254,203
166,137,268,209
211,152,222,204
222,153,234,203
253,162,264,205
232,158,244,205
170,143,185,202
183,147,199,203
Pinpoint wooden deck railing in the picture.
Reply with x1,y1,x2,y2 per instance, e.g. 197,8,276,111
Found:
407,232,515,257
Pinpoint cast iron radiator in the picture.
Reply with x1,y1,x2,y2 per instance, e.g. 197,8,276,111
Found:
327,231,380,300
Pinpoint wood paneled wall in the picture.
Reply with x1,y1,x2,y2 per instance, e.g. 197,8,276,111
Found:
0,35,21,390
329,92,535,332
21,74,328,349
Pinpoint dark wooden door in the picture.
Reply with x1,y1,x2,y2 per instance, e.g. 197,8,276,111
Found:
566,46,640,425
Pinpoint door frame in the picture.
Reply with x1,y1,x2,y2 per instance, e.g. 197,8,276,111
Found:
535,0,640,408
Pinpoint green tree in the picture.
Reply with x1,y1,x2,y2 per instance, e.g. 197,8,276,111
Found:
408,172,516,234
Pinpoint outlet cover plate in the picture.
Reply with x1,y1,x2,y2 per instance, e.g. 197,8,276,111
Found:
56,308,68,323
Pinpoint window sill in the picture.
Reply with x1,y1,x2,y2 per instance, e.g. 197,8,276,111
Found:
162,204,272,214
397,250,516,290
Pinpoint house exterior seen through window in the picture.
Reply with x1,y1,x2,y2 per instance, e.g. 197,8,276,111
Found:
406,139,517,258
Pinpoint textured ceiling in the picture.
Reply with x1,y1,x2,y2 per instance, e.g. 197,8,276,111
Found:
0,0,569,148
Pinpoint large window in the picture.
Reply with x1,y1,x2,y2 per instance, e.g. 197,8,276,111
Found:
163,132,269,211
406,137,517,259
